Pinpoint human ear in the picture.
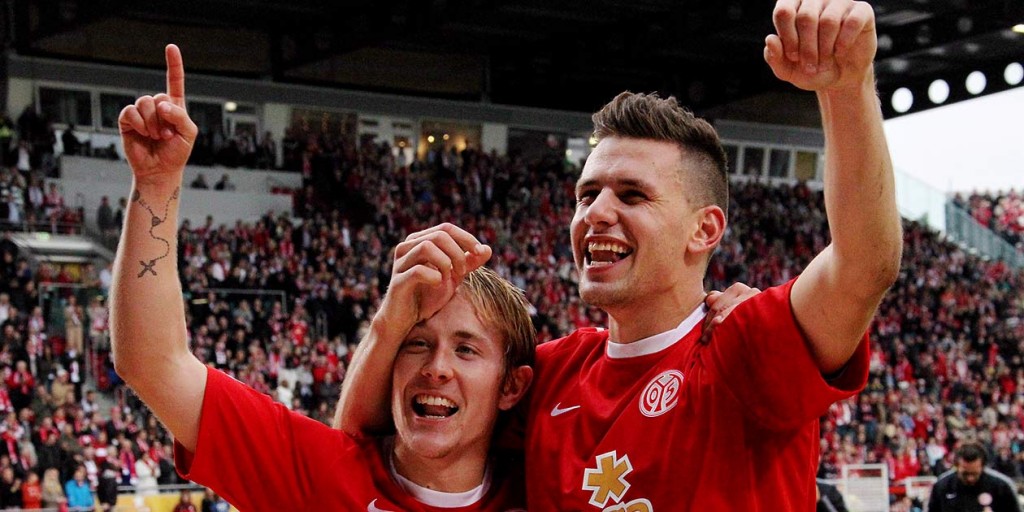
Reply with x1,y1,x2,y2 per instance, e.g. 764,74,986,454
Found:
687,205,726,256
498,365,533,411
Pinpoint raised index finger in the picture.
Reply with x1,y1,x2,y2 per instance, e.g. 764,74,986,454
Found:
165,44,186,107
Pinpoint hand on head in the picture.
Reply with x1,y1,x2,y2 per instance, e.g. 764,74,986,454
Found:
765,0,877,92
118,44,198,178
379,223,493,333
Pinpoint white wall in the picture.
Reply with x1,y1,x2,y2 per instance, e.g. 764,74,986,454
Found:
60,156,302,194
61,178,293,232
263,103,291,168
884,87,1024,194
7,78,34,118
481,123,508,154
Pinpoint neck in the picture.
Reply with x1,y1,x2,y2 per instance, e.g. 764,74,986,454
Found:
606,285,706,343
391,439,488,493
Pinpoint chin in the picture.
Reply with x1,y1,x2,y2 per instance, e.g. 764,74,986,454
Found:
404,437,455,460
579,283,624,307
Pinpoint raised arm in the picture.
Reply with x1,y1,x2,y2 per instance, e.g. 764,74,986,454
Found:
766,0,902,373
110,44,206,451
334,224,491,433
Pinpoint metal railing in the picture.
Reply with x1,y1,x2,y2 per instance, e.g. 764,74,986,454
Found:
945,202,1024,268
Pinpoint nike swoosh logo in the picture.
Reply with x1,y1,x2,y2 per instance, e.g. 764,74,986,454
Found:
551,403,581,416
368,499,395,512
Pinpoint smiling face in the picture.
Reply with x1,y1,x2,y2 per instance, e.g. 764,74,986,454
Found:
391,292,527,468
572,136,707,314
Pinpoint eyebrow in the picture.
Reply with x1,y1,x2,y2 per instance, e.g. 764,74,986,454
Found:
407,325,487,342
575,177,650,192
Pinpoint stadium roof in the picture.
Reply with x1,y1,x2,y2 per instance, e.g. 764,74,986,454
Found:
6,0,1024,123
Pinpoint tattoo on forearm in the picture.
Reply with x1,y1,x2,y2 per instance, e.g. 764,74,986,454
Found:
132,187,179,277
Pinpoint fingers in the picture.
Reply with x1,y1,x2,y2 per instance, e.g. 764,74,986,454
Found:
795,0,823,72
156,101,198,143
135,96,161,140
395,265,443,289
402,224,483,256
764,35,793,80
818,1,849,69
396,231,468,279
835,2,873,57
772,0,871,73
398,223,490,269
772,0,801,62
165,44,187,107
118,105,147,137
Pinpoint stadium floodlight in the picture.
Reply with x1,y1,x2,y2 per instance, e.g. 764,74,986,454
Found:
1014,24,1024,34
878,34,893,52
1005,63,1024,86
966,71,987,95
928,80,950,104
892,88,914,113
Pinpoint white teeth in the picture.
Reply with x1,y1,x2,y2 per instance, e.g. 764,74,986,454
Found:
415,395,457,408
588,242,630,254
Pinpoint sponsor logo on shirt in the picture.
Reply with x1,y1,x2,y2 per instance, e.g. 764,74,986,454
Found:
551,402,581,417
367,499,395,512
582,451,653,511
639,370,683,418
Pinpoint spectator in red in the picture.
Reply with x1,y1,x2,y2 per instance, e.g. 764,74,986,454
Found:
173,489,199,512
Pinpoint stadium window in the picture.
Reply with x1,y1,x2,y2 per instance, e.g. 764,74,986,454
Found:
99,93,137,130
189,101,225,137
232,103,258,115
723,144,739,175
741,147,765,176
794,151,818,181
38,87,93,127
768,149,790,178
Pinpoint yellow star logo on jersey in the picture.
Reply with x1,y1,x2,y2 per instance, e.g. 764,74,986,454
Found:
582,451,634,508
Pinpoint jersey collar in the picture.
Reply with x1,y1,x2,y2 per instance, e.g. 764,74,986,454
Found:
606,304,707,359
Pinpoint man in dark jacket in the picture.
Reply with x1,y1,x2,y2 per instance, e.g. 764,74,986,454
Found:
928,441,1021,512
817,479,849,512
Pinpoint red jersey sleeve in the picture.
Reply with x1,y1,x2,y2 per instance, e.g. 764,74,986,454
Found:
704,278,869,431
174,367,348,510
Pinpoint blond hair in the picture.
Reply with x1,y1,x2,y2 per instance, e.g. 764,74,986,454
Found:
459,267,535,384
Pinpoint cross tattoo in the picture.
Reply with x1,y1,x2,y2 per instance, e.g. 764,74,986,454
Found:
138,259,158,277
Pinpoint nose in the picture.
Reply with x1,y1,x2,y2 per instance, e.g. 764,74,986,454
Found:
583,189,618,227
422,349,454,382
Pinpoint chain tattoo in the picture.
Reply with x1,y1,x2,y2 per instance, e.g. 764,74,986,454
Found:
132,187,179,277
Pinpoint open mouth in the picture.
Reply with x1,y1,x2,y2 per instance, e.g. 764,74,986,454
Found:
585,241,633,267
412,394,459,419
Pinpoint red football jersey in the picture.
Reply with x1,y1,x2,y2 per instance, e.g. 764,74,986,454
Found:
525,279,869,511
176,368,526,512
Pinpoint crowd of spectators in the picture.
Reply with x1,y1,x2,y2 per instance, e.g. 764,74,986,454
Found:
954,190,1024,252
0,109,81,233
169,133,1024,508
188,128,277,170
0,112,1021,508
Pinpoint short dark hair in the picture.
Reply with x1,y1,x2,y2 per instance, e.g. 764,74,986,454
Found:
592,91,729,218
956,441,988,464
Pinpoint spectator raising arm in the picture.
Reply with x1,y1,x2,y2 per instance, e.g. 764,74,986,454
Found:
767,0,903,374
110,44,206,451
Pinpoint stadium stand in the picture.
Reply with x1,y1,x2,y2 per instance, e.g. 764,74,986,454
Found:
953,190,1024,253
0,103,1022,511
